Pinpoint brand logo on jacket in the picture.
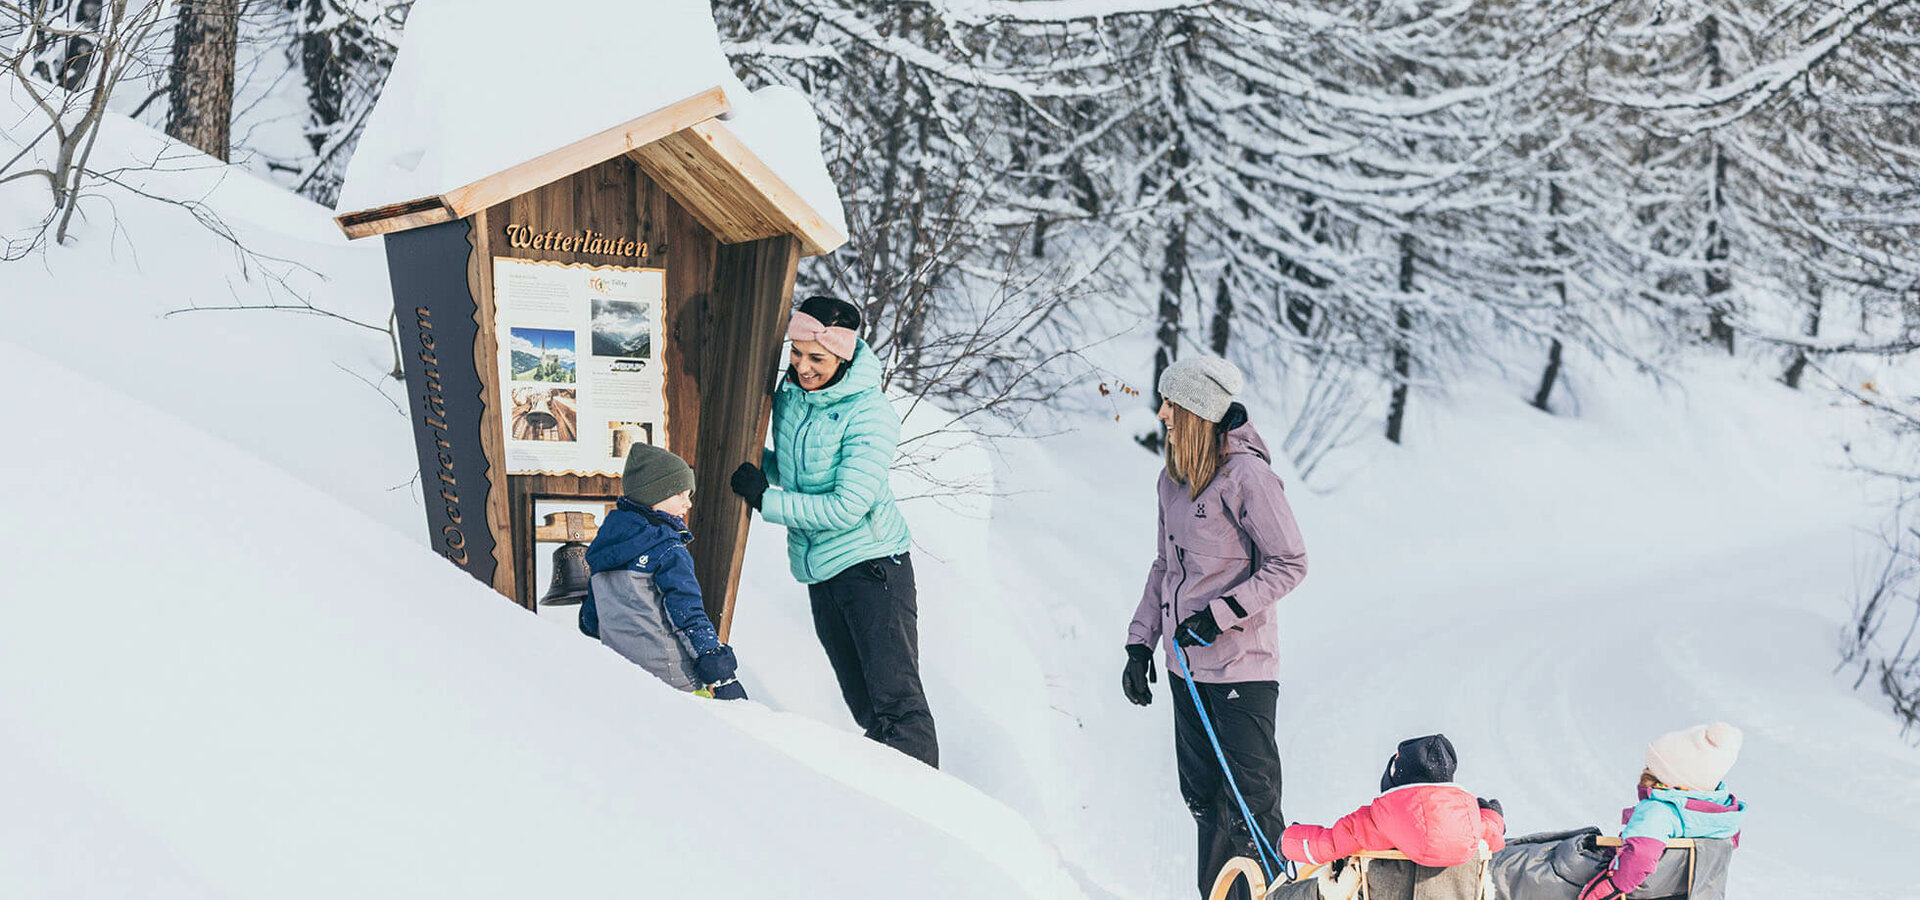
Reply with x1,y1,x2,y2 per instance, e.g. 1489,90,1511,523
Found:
636,555,650,567
1194,502,1208,519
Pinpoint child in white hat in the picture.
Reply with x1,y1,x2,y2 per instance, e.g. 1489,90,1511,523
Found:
1577,723,1748,900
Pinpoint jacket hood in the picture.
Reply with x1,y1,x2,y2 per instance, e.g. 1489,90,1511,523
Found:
785,338,882,404
584,499,689,572
1220,403,1271,463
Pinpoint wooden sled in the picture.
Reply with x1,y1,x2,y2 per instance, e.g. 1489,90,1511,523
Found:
1594,837,1703,897
1208,847,1494,900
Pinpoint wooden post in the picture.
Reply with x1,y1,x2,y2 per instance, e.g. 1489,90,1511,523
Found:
692,234,801,640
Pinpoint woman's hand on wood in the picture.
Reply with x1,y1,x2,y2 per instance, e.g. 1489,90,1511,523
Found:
730,462,768,510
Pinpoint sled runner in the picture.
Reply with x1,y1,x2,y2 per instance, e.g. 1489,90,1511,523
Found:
1209,846,1494,900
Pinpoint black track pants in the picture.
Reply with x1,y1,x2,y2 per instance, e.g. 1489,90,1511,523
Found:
1171,676,1285,900
808,553,939,767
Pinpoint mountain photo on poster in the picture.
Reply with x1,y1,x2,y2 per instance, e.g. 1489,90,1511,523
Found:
511,328,577,383
591,299,650,360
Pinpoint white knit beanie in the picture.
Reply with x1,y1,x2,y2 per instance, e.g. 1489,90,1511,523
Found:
1645,722,1743,791
1157,356,1244,423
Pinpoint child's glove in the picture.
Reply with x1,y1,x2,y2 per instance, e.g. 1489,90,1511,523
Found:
694,647,748,701
1122,644,1156,706
1575,872,1626,900
729,463,768,510
1478,797,1504,818
1174,608,1221,647
694,645,738,684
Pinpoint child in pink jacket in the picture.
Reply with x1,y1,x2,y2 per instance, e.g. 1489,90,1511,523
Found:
1282,734,1507,868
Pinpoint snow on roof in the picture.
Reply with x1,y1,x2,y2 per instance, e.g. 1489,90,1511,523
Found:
338,0,846,240
720,84,849,240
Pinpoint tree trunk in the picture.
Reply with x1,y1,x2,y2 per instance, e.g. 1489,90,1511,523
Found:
1783,272,1823,389
1702,15,1735,354
1385,233,1414,445
300,0,347,155
1209,269,1232,356
165,0,238,161
1536,176,1569,412
1533,339,1564,412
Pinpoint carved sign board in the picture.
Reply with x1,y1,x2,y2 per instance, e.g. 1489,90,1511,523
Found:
492,258,670,476
387,219,505,588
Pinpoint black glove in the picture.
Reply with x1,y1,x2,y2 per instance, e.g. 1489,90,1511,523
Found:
1122,644,1157,706
693,645,738,685
1478,797,1504,818
1174,608,1222,647
710,680,749,701
730,462,767,510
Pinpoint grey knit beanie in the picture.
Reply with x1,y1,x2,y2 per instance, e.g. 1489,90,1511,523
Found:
1157,355,1244,422
621,443,696,508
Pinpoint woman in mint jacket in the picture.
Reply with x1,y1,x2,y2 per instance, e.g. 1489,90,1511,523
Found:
730,295,936,767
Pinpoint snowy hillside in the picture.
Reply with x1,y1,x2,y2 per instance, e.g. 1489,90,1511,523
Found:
6,32,1920,900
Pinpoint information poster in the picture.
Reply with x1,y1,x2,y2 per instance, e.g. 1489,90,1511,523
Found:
493,257,668,475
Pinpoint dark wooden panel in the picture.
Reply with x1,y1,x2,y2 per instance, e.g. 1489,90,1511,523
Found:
691,234,801,639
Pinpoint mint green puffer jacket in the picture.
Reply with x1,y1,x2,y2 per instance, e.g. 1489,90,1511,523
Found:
761,339,913,584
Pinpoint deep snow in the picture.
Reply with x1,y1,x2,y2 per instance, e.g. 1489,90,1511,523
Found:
5,56,1919,900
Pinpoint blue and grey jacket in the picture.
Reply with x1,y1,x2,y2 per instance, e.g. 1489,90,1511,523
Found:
577,499,723,692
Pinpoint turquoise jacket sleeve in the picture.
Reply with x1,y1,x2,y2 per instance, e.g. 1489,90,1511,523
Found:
762,447,778,485
761,397,899,532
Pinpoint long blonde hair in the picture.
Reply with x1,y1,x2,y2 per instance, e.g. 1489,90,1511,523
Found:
1164,402,1224,499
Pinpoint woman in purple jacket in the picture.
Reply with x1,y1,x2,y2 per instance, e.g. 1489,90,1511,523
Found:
1123,355,1309,899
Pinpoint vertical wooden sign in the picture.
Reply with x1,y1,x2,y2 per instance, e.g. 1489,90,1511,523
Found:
385,218,510,593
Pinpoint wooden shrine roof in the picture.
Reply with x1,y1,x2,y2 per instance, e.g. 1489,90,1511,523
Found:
333,87,846,257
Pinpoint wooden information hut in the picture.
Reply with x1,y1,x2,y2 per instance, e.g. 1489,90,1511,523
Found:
335,86,846,639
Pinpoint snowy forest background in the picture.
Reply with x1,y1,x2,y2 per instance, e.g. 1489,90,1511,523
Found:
5,0,1920,729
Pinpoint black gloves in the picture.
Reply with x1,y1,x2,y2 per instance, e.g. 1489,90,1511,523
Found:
1123,644,1157,706
730,462,768,510
1478,797,1504,818
1175,608,1222,647
694,646,749,701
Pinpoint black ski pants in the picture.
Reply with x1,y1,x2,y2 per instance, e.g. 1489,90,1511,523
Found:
1171,675,1285,900
808,553,939,768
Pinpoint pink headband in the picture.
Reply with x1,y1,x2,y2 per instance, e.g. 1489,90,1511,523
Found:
787,310,858,361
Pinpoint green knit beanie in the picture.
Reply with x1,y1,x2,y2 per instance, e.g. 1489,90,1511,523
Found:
621,443,696,508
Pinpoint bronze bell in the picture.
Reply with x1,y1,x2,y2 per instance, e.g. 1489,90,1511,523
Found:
539,541,592,605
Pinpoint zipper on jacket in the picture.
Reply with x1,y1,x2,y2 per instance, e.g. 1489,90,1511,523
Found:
795,399,818,582
1171,545,1191,651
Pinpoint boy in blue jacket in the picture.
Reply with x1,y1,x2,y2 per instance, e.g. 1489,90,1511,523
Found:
578,443,746,699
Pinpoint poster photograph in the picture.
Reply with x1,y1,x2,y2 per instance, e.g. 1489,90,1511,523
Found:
509,327,577,382
494,257,667,475
591,299,652,360
510,386,578,442
609,421,654,460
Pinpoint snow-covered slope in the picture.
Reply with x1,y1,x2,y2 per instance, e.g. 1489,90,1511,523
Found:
0,337,1085,899
6,65,1919,900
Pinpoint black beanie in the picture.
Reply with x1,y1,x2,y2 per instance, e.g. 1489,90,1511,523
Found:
1380,734,1458,792
621,443,695,508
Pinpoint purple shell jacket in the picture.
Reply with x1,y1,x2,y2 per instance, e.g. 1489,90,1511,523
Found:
1128,421,1308,683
